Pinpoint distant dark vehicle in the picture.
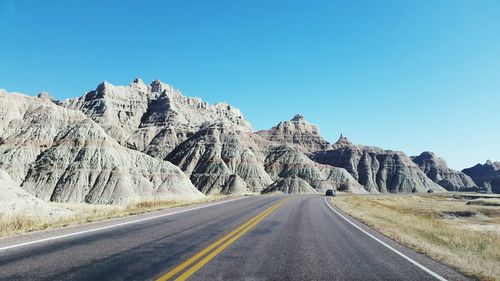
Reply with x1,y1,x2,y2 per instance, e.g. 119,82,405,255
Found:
427,189,434,193
325,189,336,196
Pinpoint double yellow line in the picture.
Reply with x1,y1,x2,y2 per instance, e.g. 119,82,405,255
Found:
157,199,285,281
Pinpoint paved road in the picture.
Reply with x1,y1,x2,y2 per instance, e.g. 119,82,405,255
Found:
0,195,471,281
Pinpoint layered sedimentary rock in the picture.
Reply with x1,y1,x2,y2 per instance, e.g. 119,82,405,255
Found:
259,117,445,194
311,136,445,193
411,152,478,191
262,145,366,194
463,161,500,193
62,79,251,158
1,80,469,204
0,169,53,214
0,90,203,204
257,114,332,153
166,122,273,195
165,120,364,195
262,177,317,194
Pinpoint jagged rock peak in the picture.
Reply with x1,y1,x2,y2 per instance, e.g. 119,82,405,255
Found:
485,160,500,169
130,78,148,91
62,79,253,157
463,160,500,193
150,79,165,92
0,91,204,204
96,80,111,92
311,145,446,193
132,77,144,84
411,151,447,166
256,115,332,153
37,92,53,102
291,114,306,122
334,134,352,146
411,151,477,192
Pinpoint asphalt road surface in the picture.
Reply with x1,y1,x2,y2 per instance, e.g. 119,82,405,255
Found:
0,195,472,281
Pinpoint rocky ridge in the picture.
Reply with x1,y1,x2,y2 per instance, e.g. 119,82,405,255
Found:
257,114,332,153
311,136,446,193
0,168,54,214
257,118,445,193
262,144,365,194
62,79,251,159
411,151,478,192
1,77,489,207
463,160,500,193
0,90,203,204
165,122,273,195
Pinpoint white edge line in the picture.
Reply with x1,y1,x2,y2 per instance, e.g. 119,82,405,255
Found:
323,198,448,281
0,196,248,252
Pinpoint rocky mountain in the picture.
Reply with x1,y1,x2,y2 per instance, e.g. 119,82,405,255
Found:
62,79,251,159
257,116,445,193
166,122,364,195
411,152,478,192
3,77,488,206
463,160,500,193
311,136,446,193
166,122,273,195
0,90,203,204
0,169,54,214
262,144,365,194
257,114,332,153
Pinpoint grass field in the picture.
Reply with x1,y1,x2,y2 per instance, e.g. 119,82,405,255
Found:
0,195,234,238
331,193,500,281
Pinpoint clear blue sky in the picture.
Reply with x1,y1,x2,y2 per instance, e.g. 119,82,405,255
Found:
1,0,499,170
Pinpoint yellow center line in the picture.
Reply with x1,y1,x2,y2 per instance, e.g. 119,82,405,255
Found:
174,201,283,281
157,199,285,281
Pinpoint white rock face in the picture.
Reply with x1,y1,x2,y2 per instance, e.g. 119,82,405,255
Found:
263,145,366,194
257,114,332,153
0,90,203,204
263,177,318,194
0,78,458,206
62,79,252,158
312,141,446,193
0,168,53,214
166,122,273,194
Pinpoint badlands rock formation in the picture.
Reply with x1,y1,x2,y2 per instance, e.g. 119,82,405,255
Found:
257,114,332,153
463,160,500,193
311,136,446,193
0,90,203,204
1,78,476,206
411,152,478,192
62,79,251,159
263,177,317,194
0,169,52,214
166,122,273,195
262,145,365,193
166,122,362,195
258,116,445,194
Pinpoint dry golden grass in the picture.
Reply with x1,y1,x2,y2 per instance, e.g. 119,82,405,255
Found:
332,194,500,281
0,195,235,238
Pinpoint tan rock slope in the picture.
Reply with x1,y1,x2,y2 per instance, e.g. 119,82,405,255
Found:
411,151,478,192
0,90,203,204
